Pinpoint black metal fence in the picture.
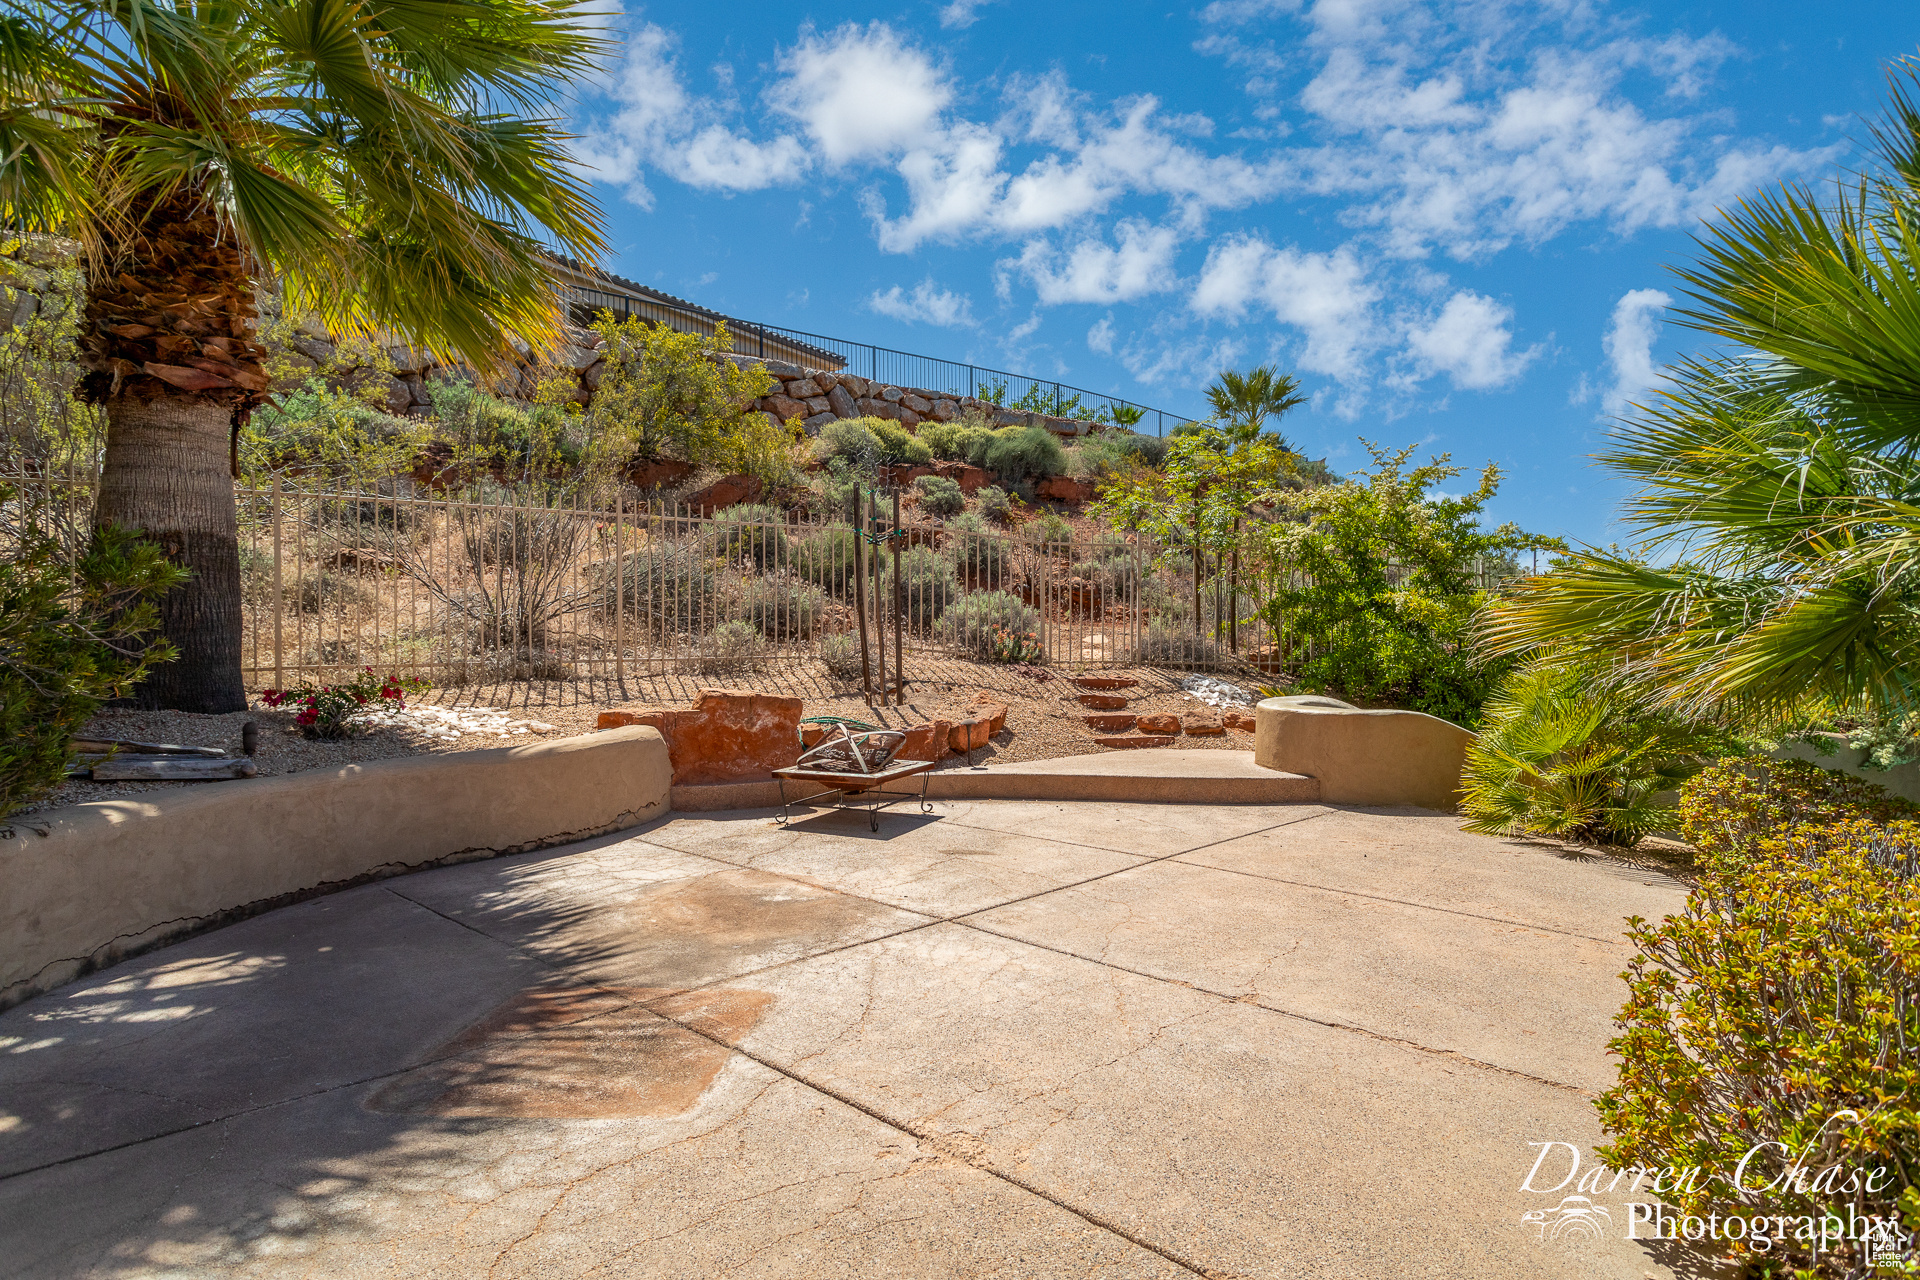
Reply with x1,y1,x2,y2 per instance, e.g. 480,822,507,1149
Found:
564,284,1200,437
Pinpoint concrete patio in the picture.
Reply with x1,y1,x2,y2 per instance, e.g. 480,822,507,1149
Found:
0,798,1710,1278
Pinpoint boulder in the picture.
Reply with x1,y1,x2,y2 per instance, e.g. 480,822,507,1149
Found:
930,399,959,422
1077,693,1130,711
765,394,808,421
1136,713,1182,735
597,688,802,786
965,694,1009,734
1036,475,1097,504
950,718,993,752
1083,713,1136,732
881,462,938,486
898,408,922,427
801,412,837,435
1182,713,1225,736
786,377,822,398
880,385,904,402
839,374,871,396
815,372,841,392
903,394,933,414
1093,735,1177,749
862,399,905,421
944,463,993,494
827,384,858,418
1223,710,1258,732
581,359,605,391
804,396,831,416
898,720,952,762
684,474,763,514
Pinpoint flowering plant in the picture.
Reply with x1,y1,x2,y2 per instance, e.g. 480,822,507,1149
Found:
260,668,429,740
985,626,1045,665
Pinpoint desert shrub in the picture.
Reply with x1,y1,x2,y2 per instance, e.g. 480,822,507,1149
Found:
1022,509,1073,550
1596,819,1920,1272
820,632,863,679
1131,621,1222,668
938,590,1042,661
793,526,861,595
1678,757,1919,872
1,520,186,818
887,546,959,628
943,512,1010,586
914,474,965,516
984,425,1064,480
955,426,997,465
1071,431,1168,478
581,315,776,480
293,569,370,614
974,485,1012,522
921,422,966,460
1459,658,1732,845
737,578,827,640
697,620,764,673
1069,556,1138,597
701,503,790,568
606,541,718,634
814,417,930,470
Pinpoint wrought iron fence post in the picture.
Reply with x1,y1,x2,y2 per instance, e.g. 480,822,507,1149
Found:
271,475,284,692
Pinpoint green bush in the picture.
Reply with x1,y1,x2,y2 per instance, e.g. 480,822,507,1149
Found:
606,541,718,634
984,425,1064,480
1071,431,1168,477
1022,509,1073,549
2,520,186,818
921,422,966,460
974,485,1012,522
943,512,1010,586
1459,658,1731,845
814,416,930,469
819,631,863,679
697,620,764,674
887,546,959,628
1596,818,1920,1270
701,503,790,568
914,474,965,516
1678,757,1919,871
793,526,861,595
938,590,1041,662
737,578,827,639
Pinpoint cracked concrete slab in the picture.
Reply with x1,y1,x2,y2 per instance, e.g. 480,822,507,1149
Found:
0,803,1710,1278
633,809,1147,918
924,798,1333,856
656,923,1682,1279
967,857,1634,1090
1177,807,1689,940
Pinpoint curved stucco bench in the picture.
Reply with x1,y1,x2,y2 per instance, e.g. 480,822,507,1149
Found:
1253,696,1473,811
0,725,671,1010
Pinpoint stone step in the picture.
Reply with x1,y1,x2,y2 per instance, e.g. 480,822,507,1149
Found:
1076,693,1130,710
1072,676,1139,691
1091,734,1178,749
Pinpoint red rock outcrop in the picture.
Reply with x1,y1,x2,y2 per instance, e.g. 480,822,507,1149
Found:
597,688,801,785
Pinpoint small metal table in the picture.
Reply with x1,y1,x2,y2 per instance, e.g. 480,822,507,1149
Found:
772,759,940,831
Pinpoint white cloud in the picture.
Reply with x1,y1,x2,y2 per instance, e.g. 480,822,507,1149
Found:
1011,221,1181,304
868,279,977,327
1087,316,1115,353
939,0,989,30
1404,291,1539,390
1191,235,1380,381
576,24,805,206
1601,287,1671,417
770,24,952,165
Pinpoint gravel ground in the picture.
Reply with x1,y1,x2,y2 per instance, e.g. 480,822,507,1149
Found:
19,658,1279,815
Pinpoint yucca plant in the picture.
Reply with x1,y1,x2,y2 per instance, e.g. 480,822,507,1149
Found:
0,0,605,709
1460,657,1732,845
1479,61,1920,727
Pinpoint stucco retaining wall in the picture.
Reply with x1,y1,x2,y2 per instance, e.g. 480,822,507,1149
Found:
1253,698,1473,811
0,726,671,1010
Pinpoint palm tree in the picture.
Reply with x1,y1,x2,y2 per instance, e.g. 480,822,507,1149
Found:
1204,364,1306,443
0,0,605,710
1479,61,1920,722
1202,364,1306,650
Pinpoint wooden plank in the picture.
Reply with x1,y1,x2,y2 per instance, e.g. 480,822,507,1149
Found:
89,757,260,782
71,739,229,757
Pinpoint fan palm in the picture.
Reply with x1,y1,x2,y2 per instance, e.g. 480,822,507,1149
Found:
1479,61,1920,724
1203,364,1306,444
0,0,605,709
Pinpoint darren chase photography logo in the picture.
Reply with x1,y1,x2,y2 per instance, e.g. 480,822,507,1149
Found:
1517,1124,1912,1268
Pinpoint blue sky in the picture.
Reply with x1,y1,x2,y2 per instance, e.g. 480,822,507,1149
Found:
567,0,1913,545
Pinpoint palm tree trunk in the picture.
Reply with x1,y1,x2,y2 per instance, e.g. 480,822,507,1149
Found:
78,189,268,712
94,396,247,710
